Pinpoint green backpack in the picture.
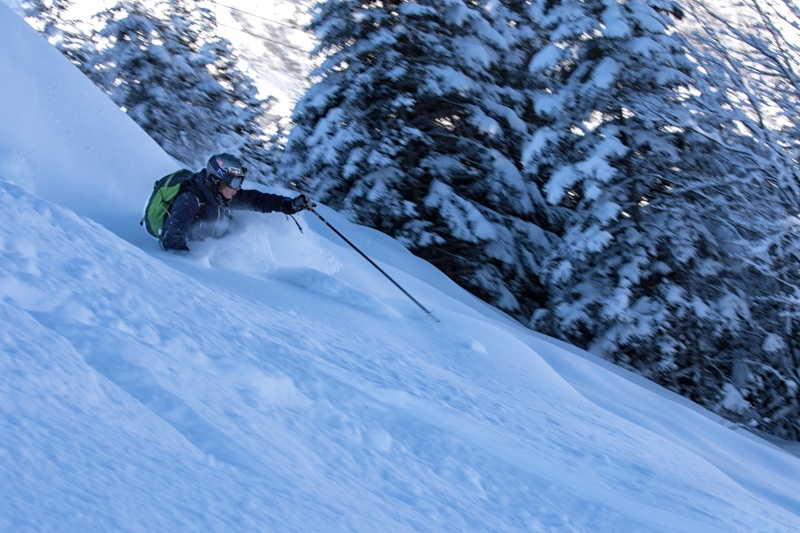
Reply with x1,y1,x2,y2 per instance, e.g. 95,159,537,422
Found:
141,169,196,238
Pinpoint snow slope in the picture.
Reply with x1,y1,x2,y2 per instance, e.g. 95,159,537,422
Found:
1,3,800,531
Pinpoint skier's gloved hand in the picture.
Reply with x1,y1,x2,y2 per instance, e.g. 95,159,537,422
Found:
292,193,314,212
281,194,314,214
160,238,190,254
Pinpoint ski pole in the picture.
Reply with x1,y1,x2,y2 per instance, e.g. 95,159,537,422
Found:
308,207,439,322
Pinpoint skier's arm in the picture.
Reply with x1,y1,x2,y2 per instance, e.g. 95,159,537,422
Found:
160,191,199,252
228,189,289,213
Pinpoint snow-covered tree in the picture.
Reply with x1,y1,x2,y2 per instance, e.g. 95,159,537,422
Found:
681,0,800,438
22,0,72,38
21,0,90,63
35,1,279,178
282,0,555,318
524,0,788,428
91,2,271,171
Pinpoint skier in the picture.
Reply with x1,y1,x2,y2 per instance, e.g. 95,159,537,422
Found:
158,153,312,253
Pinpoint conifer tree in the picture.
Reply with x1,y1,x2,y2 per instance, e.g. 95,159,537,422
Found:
525,0,780,410
31,1,278,178
89,2,270,172
283,0,554,318
21,0,73,39
21,0,89,64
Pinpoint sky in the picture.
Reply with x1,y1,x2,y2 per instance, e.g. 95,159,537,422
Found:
2,1,800,531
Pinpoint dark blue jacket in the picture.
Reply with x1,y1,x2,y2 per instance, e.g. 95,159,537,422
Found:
160,170,289,252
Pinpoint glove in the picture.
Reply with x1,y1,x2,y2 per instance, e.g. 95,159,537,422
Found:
292,193,314,212
160,238,190,254
281,194,314,214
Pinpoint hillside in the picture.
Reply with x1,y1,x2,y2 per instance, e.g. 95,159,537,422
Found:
1,2,800,531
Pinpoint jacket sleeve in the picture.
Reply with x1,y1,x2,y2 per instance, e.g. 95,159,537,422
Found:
229,189,289,214
160,191,200,252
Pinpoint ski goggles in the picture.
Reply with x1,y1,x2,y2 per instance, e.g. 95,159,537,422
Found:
222,167,247,189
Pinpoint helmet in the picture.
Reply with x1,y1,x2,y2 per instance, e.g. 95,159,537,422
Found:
206,153,248,189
